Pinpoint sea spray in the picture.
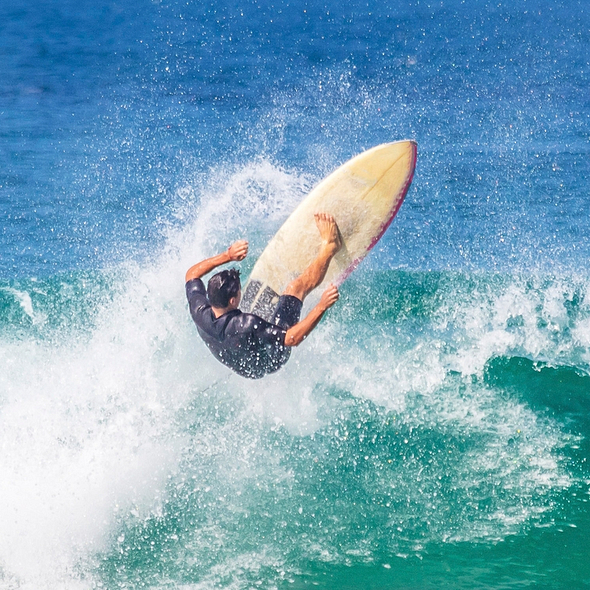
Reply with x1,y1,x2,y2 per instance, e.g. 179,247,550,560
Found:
2,162,590,590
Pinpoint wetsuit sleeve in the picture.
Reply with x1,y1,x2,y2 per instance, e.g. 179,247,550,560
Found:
186,278,209,314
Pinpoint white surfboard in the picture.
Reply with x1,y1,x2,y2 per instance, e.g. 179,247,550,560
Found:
241,140,417,321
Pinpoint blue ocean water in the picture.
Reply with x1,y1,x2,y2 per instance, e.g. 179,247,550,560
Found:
1,0,590,588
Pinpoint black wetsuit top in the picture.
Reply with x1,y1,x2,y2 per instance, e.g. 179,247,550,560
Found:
186,278,292,379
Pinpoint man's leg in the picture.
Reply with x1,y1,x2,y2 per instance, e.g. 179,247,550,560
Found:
282,212,342,302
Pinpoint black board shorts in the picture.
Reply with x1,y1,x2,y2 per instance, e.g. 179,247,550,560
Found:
271,294,303,330
261,294,302,374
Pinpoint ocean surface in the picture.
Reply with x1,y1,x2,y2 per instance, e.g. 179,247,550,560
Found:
1,0,590,588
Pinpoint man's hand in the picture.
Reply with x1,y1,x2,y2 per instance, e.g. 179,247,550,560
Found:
228,240,249,262
319,284,339,311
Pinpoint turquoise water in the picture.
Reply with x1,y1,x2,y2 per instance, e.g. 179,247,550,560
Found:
2,269,589,588
2,0,590,588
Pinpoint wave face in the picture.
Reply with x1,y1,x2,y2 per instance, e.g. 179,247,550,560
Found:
2,165,590,589
2,0,590,588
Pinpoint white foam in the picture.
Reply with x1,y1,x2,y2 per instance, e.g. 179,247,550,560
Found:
0,279,188,587
0,160,583,588
0,159,315,589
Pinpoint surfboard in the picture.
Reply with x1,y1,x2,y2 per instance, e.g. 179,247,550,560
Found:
240,140,417,322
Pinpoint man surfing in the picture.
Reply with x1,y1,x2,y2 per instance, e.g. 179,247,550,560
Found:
185,213,341,379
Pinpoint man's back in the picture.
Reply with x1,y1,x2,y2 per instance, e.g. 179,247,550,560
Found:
186,278,290,379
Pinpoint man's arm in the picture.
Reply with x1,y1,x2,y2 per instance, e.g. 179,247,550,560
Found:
284,284,339,347
185,240,249,282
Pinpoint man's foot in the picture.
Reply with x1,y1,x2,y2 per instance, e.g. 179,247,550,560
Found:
314,212,342,256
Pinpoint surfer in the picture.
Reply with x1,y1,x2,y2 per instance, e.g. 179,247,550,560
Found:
185,213,341,379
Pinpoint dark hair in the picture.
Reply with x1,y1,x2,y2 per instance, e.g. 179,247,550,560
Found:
207,268,241,308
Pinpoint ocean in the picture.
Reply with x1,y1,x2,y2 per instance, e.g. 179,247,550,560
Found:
1,0,589,588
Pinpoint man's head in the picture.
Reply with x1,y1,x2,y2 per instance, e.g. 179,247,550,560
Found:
207,268,241,309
